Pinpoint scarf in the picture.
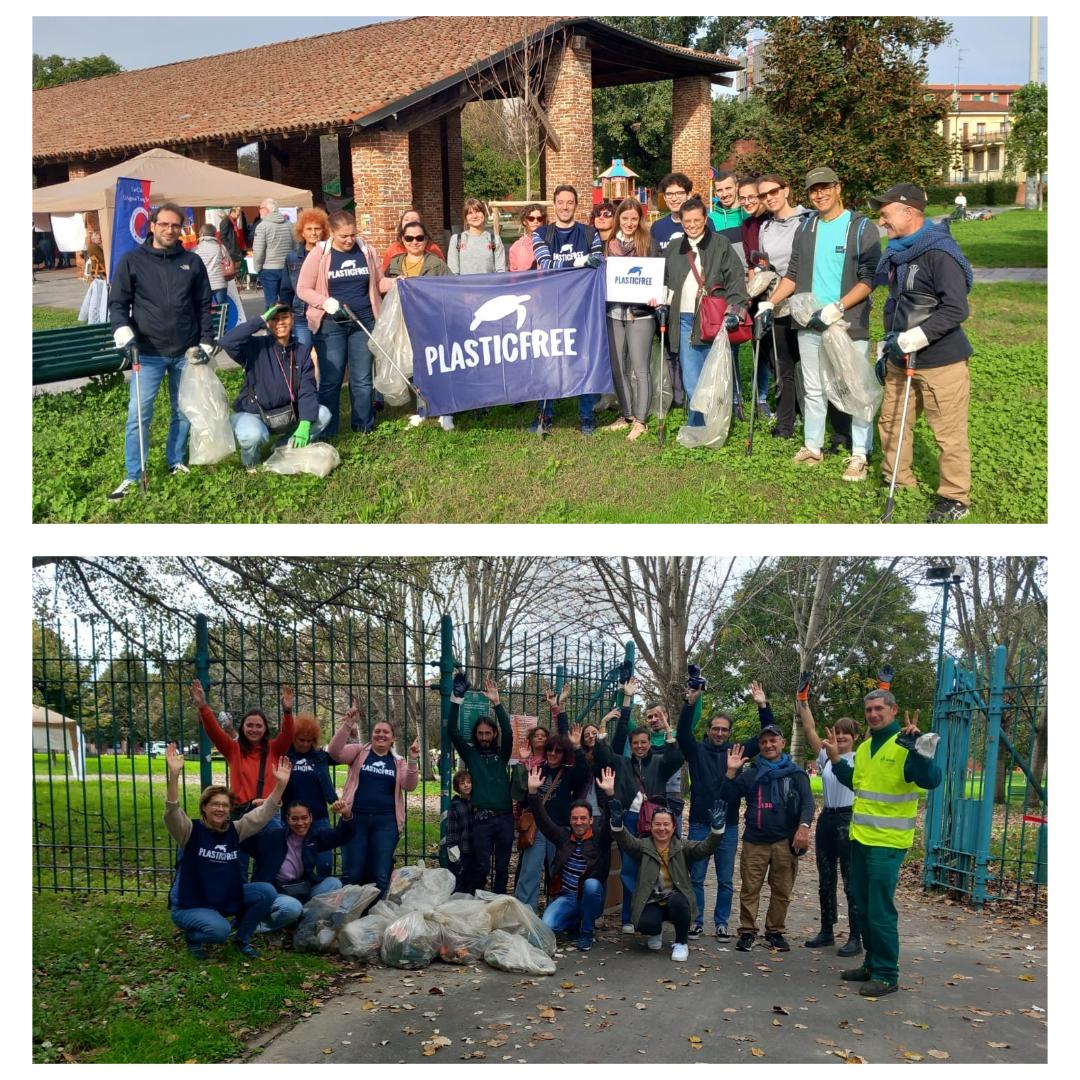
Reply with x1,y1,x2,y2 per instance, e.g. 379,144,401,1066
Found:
608,233,637,258
750,752,803,809
875,221,974,292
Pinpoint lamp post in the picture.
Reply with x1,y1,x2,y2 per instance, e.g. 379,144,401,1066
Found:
925,559,963,699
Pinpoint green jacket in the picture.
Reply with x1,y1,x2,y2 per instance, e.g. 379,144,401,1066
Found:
612,823,724,924
448,701,512,811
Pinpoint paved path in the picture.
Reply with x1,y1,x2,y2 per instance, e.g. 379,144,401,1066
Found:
252,860,1047,1065
972,268,1047,283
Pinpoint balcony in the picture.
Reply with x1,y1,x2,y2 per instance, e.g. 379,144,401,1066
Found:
958,129,1009,147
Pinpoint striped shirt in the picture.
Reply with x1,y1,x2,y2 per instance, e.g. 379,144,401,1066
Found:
560,839,588,896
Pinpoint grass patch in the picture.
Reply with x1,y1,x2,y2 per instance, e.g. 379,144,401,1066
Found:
32,284,1045,523
945,210,1047,268
33,306,83,331
32,891,340,1063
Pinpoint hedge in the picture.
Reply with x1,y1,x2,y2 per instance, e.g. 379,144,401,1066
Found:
923,180,1047,206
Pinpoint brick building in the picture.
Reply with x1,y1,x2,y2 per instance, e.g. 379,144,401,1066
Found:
32,17,739,249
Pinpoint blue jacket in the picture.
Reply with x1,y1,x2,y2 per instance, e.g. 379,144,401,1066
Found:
244,817,356,887
219,315,320,423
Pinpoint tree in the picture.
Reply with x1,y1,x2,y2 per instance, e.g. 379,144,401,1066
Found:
32,53,122,89
1006,82,1047,210
462,131,526,203
32,620,91,718
742,17,952,206
712,95,771,166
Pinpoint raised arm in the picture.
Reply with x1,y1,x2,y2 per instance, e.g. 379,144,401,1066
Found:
401,736,421,792
269,687,296,755
327,701,363,764
236,757,291,842
162,742,193,846
610,676,637,755
675,690,702,763
190,680,235,759
794,684,823,755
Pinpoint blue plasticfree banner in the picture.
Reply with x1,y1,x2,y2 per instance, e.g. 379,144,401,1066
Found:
109,177,151,280
396,267,613,415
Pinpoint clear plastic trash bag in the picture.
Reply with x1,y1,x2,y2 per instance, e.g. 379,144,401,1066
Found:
178,362,236,465
380,908,442,969
369,285,414,407
676,331,734,449
481,893,557,957
388,865,457,911
788,292,883,424
338,910,394,963
262,442,341,478
293,883,380,953
482,928,556,976
432,898,493,965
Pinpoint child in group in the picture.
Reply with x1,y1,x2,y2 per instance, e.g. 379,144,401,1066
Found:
446,769,476,893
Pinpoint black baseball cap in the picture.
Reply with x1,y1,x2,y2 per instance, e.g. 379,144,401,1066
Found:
868,183,928,210
759,722,783,737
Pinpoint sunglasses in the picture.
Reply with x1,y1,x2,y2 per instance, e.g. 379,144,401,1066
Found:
594,210,613,218
403,234,426,242
546,746,565,754
757,187,783,198
525,214,545,222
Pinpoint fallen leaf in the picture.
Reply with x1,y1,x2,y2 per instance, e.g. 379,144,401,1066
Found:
1018,974,1035,982
771,1019,782,1027
816,1037,839,1047
903,1020,929,1029
723,1007,738,1014
751,1047,766,1058
361,1001,377,1012
850,1028,864,1036
538,1006,555,1020
322,1048,333,1056
688,1035,703,1050
428,987,445,996
987,1042,1011,1050
794,1023,808,1030
772,1005,790,1015
532,1032,554,1042
928,1050,949,1059
560,981,575,989
461,1051,486,1059
635,1003,647,1010
903,1052,924,1061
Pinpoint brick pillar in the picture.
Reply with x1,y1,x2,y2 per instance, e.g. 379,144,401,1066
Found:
409,118,445,232
543,37,593,220
445,109,464,228
276,136,324,199
350,129,412,251
672,75,713,205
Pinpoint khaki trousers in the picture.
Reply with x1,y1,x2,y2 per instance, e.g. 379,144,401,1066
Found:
738,838,798,934
877,359,971,504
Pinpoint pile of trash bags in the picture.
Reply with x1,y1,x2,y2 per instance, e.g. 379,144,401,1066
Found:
294,865,557,976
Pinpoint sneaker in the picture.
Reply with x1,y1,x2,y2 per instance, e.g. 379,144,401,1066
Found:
688,924,703,939
764,931,790,951
715,925,731,941
859,979,898,997
186,941,208,960
169,463,190,476
757,401,775,421
671,943,689,962
107,478,136,500
735,932,755,951
438,415,455,431
605,417,632,432
577,935,594,952
841,966,872,982
804,929,836,949
841,455,868,482
793,446,823,465
626,421,648,442
647,934,663,951
580,417,596,436
407,414,425,427
621,923,635,935
926,497,969,523
233,940,260,959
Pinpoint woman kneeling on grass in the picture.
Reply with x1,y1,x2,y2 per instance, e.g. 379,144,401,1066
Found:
598,766,727,962
164,743,292,959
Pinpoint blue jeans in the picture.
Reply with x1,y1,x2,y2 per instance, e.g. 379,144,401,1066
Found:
542,878,605,939
231,404,332,468
316,316,375,436
170,881,277,946
342,811,399,895
123,353,190,479
259,875,343,932
294,323,316,383
259,268,287,309
536,394,598,424
619,810,640,924
688,820,739,929
514,835,556,911
796,332,873,455
679,314,710,427
739,342,772,404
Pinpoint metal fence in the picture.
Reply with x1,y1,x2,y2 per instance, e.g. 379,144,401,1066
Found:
32,611,630,896
923,645,1048,909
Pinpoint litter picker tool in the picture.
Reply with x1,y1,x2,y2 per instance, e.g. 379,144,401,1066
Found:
129,344,148,495
745,332,763,455
340,303,427,412
881,350,918,523
657,314,667,450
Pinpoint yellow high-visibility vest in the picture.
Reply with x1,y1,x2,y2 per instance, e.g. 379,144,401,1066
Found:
849,732,921,849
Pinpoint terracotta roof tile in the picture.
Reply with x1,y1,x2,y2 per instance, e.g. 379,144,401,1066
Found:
33,16,739,163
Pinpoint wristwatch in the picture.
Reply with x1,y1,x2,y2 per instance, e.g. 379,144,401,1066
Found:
836,301,846,315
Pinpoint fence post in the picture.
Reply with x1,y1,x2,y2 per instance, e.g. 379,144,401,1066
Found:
438,614,454,868
922,654,954,890
195,614,212,789
973,645,1007,906
618,640,635,706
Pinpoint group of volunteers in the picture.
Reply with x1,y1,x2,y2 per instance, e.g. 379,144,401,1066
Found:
106,164,975,521
165,665,942,999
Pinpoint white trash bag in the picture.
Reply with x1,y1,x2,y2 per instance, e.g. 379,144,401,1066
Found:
178,361,236,465
676,331,734,450
788,293,883,424
396,866,457,912
432,898,493,965
262,442,341,478
338,910,394,963
482,928,556,976
481,893,557,957
369,286,414,407
293,883,380,952
380,908,442,970
78,278,109,325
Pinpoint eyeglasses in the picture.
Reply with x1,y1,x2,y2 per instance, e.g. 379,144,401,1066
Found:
154,222,183,230
525,214,545,222
546,747,565,755
663,190,688,199
757,187,782,199
738,195,759,203
403,234,425,242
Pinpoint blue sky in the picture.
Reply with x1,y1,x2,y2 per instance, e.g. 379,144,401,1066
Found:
32,15,1048,85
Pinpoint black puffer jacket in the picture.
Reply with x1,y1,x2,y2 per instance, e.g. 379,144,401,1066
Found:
109,237,213,357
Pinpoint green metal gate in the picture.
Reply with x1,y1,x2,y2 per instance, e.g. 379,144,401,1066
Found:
922,645,1047,908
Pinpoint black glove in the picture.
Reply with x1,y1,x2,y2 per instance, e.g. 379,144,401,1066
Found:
654,305,669,331
895,729,918,752
754,305,774,339
585,252,602,269
709,801,728,832
874,355,888,385
687,663,707,691
608,798,624,830
881,332,905,364
805,309,829,332
877,664,894,691
796,671,812,702
618,658,634,684
451,671,470,702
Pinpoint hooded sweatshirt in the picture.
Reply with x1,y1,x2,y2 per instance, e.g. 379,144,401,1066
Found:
756,205,810,278
448,700,512,811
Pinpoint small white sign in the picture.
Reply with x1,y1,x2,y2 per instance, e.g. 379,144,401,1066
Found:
605,256,666,304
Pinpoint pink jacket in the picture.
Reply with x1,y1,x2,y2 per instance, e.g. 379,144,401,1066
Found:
508,234,537,272
296,237,383,332
327,722,419,831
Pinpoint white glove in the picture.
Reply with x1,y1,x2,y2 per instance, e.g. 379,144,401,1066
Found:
757,300,774,315
572,255,589,268
447,845,461,863
876,341,887,360
113,326,135,350
449,693,465,705
897,326,929,355
915,732,940,759
820,302,844,326
322,297,341,315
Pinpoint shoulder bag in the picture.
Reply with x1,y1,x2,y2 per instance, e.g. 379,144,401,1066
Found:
687,252,752,345
246,343,298,434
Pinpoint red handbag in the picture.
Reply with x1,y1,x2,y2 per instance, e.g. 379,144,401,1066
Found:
687,253,752,344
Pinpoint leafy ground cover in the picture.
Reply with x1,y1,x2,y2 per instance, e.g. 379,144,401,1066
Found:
31,282,1046,524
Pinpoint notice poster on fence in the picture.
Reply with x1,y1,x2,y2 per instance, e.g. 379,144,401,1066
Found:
457,690,491,742
604,256,666,305
509,714,539,763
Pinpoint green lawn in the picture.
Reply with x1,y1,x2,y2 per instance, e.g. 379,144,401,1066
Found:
32,274,1046,523
33,306,82,331
33,891,340,1063
944,209,1047,267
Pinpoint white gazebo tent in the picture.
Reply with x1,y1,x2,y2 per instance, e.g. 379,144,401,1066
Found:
32,704,86,781
31,147,314,276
